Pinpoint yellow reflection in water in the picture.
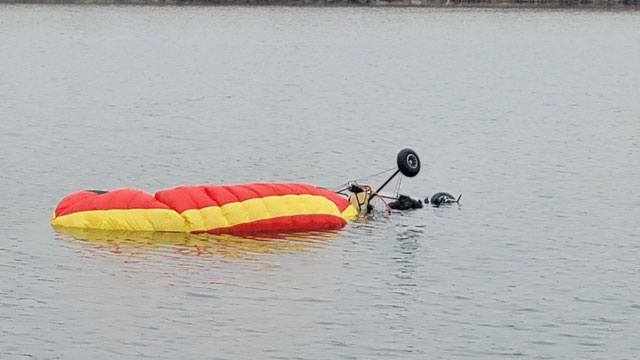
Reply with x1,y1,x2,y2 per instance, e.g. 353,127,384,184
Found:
54,227,339,261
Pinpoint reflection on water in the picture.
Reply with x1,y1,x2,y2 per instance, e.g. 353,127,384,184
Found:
55,227,339,260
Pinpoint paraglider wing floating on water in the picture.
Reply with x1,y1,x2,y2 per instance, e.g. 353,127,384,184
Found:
51,183,359,234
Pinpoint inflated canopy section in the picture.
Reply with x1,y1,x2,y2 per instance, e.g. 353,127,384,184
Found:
51,183,358,234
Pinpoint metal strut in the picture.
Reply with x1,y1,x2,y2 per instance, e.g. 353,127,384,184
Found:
370,169,401,201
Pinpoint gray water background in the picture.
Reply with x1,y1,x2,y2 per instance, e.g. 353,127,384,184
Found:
1,5,640,359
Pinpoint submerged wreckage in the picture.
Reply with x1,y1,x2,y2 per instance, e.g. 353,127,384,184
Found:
51,149,460,234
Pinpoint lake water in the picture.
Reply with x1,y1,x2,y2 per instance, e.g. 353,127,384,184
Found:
1,4,639,359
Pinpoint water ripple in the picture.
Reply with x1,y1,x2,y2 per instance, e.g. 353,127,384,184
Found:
2,5,640,359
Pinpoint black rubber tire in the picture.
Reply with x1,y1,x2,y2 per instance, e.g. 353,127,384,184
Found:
430,192,455,206
397,148,421,177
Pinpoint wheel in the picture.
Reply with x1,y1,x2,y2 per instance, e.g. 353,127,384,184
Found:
430,192,455,206
397,148,421,177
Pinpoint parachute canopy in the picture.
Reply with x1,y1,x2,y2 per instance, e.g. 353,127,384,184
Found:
52,183,358,234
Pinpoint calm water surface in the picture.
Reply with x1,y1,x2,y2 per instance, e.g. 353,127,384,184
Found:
1,5,639,359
